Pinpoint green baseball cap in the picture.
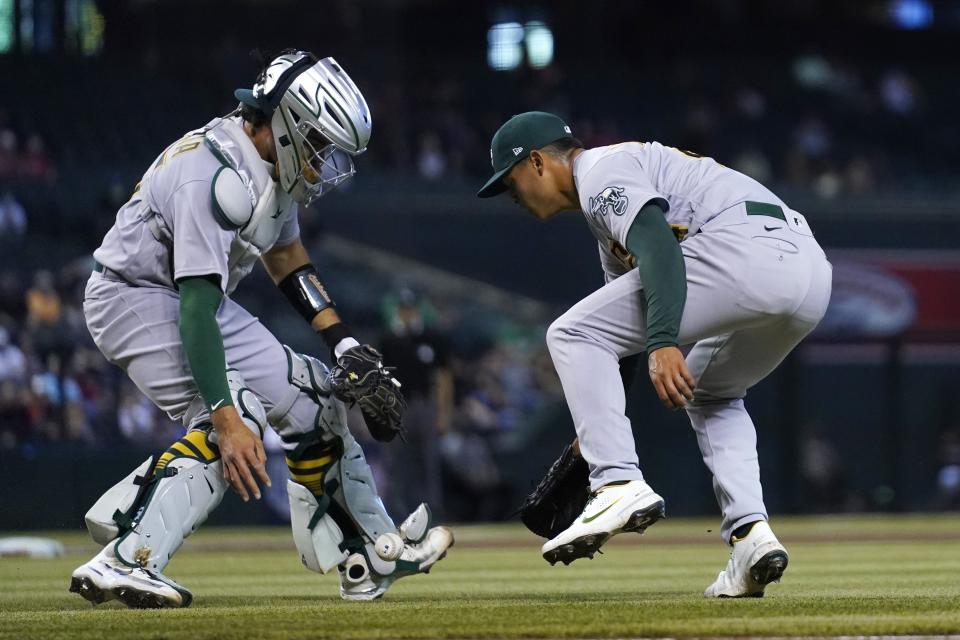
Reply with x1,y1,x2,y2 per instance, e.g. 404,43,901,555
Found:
477,111,574,198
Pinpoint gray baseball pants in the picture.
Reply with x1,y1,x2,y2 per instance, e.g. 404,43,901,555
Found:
546,203,833,541
84,272,333,453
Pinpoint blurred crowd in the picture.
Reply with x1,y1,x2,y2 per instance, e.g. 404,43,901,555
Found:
0,262,180,453
356,289,563,521
0,111,57,184
0,49,952,217
364,53,943,200
799,420,960,512
0,262,564,520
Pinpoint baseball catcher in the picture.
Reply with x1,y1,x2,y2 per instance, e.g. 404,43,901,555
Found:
69,50,452,609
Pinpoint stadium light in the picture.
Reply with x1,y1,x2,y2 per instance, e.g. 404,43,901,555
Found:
487,21,525,71
0,0,12,53
890,0,933,30
524,21,554,68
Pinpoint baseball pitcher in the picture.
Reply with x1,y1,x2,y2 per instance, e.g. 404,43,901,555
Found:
69,50,452,608
479,112,832,598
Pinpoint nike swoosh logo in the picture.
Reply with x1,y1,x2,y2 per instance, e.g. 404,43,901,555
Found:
764,225,782,232
211,399,225,411
582,497,622,523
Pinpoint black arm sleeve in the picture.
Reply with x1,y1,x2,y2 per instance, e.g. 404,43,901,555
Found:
625,202,687,354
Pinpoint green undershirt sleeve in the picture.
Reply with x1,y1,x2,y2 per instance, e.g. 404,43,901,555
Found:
625,202,688,354
178,275,232,411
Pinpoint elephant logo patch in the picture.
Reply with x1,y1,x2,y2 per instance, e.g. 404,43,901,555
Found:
589,186,629,220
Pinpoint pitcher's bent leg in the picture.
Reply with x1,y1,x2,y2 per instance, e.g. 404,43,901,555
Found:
686,396,767,542
545,272,648,492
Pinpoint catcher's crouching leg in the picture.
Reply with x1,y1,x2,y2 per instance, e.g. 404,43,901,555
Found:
276,346,454,601
70,370,267,609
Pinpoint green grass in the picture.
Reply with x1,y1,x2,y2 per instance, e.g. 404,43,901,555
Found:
2,515,960,639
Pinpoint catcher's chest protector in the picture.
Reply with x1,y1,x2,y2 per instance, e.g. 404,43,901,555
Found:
203,117,297,293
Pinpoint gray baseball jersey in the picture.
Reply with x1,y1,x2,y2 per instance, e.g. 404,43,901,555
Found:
574,142,787,282
86,116,306,430
93,116,300,294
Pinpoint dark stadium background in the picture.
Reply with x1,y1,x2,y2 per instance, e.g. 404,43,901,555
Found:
1,0,958,529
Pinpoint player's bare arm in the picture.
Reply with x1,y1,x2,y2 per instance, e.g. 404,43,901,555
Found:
262,239,343,331
261,239,408,442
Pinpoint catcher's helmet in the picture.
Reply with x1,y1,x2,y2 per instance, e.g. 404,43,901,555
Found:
235,51,372,206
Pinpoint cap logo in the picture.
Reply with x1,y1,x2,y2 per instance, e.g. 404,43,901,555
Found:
490,148,494,167
564,126,571,134
512,147,524,156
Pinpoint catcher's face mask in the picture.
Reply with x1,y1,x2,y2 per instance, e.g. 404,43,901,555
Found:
235,52,372,207
296,128,356,205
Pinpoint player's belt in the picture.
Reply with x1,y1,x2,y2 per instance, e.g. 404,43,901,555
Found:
92,260,126,283
744,201,786,222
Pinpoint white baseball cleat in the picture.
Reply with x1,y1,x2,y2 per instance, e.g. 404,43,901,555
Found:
69,552,192,608
541,479,665,566
339,525,455,601
703,520,789,598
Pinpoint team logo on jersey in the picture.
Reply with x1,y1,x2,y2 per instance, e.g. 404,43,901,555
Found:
589,186,629,220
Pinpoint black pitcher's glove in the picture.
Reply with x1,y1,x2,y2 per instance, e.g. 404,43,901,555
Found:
330,345,407,442
519,440,590,538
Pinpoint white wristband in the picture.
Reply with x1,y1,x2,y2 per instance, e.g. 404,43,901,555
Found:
333,337,360,359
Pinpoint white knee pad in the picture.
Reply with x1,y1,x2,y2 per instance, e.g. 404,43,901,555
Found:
272,346,348,439
87,371,264,571
110,457,227,572
205,369,267,444
182,368,268,439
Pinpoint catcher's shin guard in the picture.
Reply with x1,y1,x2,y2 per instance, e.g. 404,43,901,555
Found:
279,347,400,572
86,369,268,570
111,453,226,571
286,437,397,574
84,429,223,550
287,439,347,573
279,344,395,542
85,455,157,546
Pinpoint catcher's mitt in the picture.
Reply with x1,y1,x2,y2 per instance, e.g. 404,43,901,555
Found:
519,440,590,539
330,344,407,442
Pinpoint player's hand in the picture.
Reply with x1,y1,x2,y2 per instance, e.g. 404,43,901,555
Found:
647,346,696,410
212,406,271,502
